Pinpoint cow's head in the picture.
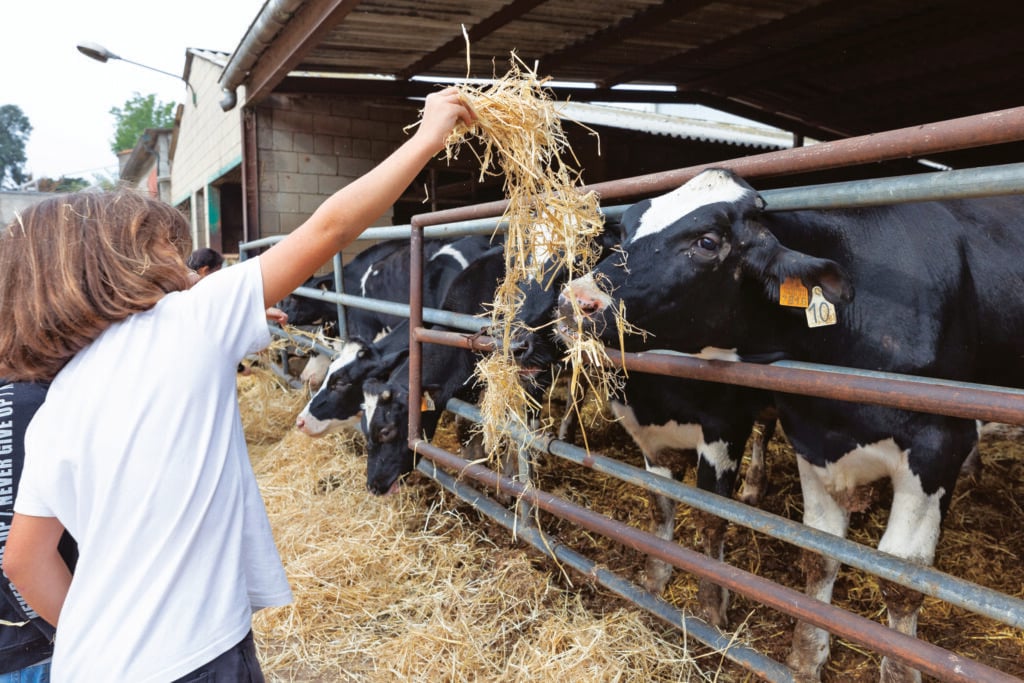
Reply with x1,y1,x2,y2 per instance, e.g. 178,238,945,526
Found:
497,274,563,393
277,274,335,327
362,376,438,495
296,339,407,437
558,168,852,352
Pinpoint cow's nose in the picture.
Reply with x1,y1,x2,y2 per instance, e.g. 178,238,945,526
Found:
295,416,306,430
558,286,604,317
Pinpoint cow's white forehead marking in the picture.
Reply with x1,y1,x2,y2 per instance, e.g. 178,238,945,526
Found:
313,341,365,394
631,170,752,243
327,340,364,375
362,392,381,430
429,244,470,269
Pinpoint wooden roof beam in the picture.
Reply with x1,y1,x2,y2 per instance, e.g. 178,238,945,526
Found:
396,0,549,80
538,0,717,74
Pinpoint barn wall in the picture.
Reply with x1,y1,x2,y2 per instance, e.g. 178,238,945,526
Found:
171,56,243,206
252,94,419,264
0,191,60,226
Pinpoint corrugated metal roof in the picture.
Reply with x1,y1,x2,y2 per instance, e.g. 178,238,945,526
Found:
218,0,1024,169
558,102,793,150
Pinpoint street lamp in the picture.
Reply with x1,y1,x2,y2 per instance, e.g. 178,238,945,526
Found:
76,41,197,105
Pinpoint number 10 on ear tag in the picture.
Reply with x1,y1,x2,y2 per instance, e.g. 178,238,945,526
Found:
805,286,837,327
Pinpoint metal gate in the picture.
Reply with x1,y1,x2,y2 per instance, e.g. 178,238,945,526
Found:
253,105,1024,682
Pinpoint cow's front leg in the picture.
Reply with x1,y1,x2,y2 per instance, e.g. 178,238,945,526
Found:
787,456,850,683
693,437,743,628
874,473,946,683
641,448,692,595
738,418,775,505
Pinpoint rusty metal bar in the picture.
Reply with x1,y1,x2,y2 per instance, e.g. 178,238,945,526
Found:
408,438,1020,683
412,328,1024,425
584,106,1024,203
609,350,1024,426
408,220,425,451
409,105,1024,226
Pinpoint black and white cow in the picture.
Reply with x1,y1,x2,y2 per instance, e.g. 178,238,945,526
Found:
601,357,776,626
279,235,495,341
294,328,410,435
276,238,410,335
497,213,776,628
558,168,1024,683
513,282,777,628
294,235,499,436
361,247,507,495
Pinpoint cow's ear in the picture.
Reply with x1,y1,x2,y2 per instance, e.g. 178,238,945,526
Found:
601,212,628,247
375,349,409,373
620,198,652,240
759,246,854,305
420,384,442,412
420,391,436,412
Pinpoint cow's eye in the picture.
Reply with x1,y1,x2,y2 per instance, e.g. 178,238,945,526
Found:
696,234,720,253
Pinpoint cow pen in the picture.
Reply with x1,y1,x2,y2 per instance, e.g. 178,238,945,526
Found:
246,105,1024,682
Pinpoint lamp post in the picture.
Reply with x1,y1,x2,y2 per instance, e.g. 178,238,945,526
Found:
76,41,197,105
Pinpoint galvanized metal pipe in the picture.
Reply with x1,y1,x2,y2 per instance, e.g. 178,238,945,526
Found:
408,222,425,452
408,437,1019,683
760,161,1024,210
290,286,486,333
419,459,795,683
268,325,336,358
331,251,347,340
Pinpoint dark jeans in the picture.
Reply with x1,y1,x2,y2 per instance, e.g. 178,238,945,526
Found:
171,631,264,683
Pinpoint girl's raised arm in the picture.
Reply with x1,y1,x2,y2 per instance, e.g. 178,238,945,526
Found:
259,87,474,309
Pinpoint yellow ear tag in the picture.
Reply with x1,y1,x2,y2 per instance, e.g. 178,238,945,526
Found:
805,286,837,327
420,392,436,411
779,277,809,308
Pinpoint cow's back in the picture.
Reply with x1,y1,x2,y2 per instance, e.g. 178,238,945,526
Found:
760,195,1024,387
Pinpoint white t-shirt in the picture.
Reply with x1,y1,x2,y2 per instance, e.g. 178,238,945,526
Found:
16,257,292,682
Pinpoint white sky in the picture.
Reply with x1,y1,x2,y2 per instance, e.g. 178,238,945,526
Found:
2,0,267,182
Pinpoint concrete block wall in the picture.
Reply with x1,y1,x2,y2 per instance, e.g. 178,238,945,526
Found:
254,94,419,263
170,56,243,207
0,191,60,227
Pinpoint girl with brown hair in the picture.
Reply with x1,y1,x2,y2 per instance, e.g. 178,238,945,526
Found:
0,87,473,682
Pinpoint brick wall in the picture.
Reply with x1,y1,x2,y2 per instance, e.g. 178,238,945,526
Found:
254,94,420,263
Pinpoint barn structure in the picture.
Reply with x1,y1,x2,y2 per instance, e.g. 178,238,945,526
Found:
170,2,1024,681
171,1,1024,259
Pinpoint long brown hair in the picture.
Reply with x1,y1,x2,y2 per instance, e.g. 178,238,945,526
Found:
0,189,194,382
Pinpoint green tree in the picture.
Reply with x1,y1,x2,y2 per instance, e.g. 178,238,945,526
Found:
36,176,90,193
0,104,33,189
109,93,176,154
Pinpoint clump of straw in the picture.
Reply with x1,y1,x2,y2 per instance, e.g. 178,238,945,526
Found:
440,53,627,463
